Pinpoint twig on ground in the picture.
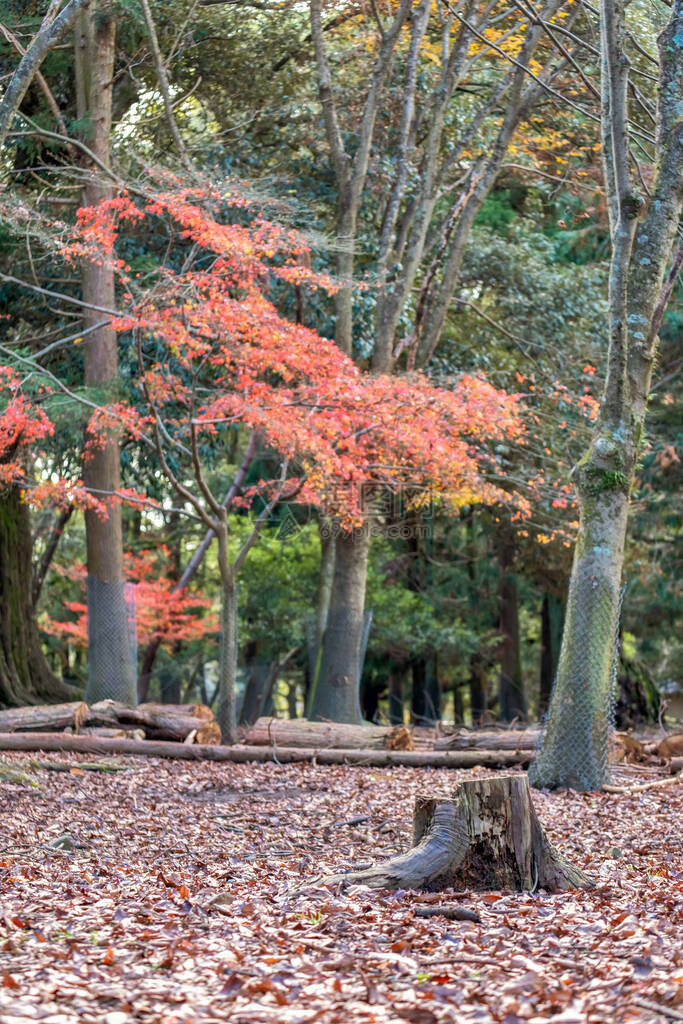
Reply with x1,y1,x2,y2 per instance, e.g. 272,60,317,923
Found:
633,997,683,1021
603,772,682,795
327,816,371,829
29,759,132,773
414,904,481,923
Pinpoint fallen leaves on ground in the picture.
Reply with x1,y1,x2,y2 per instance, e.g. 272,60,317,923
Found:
0,755,680,1023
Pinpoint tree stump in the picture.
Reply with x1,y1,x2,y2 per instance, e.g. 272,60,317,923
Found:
326,774,593,893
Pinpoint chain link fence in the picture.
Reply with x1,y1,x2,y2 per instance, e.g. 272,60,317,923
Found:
85,577,138,703
529,568,624,792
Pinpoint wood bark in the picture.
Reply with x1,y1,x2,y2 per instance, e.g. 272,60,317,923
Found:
309,525,370,724
0,489,75,707
0,701,87,732
321,774,593,892
87,700,220,743
244,717,408,750
305,524,336,716
435,729,539,751
0,701,218,742
239,661,272,727
532,0,682,791
216,569,238,745
0,733,532,768
0,0,90,150
74,2,136,706
540,593,564,712
498,538,527,722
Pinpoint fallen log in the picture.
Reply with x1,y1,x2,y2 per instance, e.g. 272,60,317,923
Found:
306,774,593,893
243,717,413,750
86,701,220,743
434,729,539,752
64,726,147,741
0,701,219,743
0,733,532,768
0,702,87,733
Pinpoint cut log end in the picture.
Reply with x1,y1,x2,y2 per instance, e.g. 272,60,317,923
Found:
322,774,593,895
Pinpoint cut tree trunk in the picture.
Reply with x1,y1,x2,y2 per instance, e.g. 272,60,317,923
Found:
0,702,88,732
435,729,540,751
0,700,219,742
321,774,592,892
87,700,220,742
243,717,406,750
0,733,532,768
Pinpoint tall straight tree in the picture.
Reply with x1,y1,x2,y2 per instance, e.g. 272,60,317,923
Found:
74,2,136,704
531,0,682,790
0,0,93,706
308,0,572,721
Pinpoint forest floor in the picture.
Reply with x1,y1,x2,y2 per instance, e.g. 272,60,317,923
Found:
0,754,680,1024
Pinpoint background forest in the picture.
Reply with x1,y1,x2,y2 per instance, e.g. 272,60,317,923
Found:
0,0,680,735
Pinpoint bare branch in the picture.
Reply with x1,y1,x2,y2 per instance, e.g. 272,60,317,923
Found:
138,0,194,171
0,0,91,152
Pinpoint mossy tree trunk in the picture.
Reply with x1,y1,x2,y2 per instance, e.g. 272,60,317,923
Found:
0,489,75,707
531,0,682,790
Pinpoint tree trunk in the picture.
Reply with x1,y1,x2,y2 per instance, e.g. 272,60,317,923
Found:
216,573,238,744
468,651,487,726
305,525,336,714
159,667,181,705
0,0,91,150
532,0,683,791
411,657,427,725
388,672,404,725
530,484,628,791
320,775,593,892
0,489,75,707
452,684,464,724
309,524,370,724
411,654,440,725
498,538,526,722
75,3,136,706
539,593,564,712
239,661,272,726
